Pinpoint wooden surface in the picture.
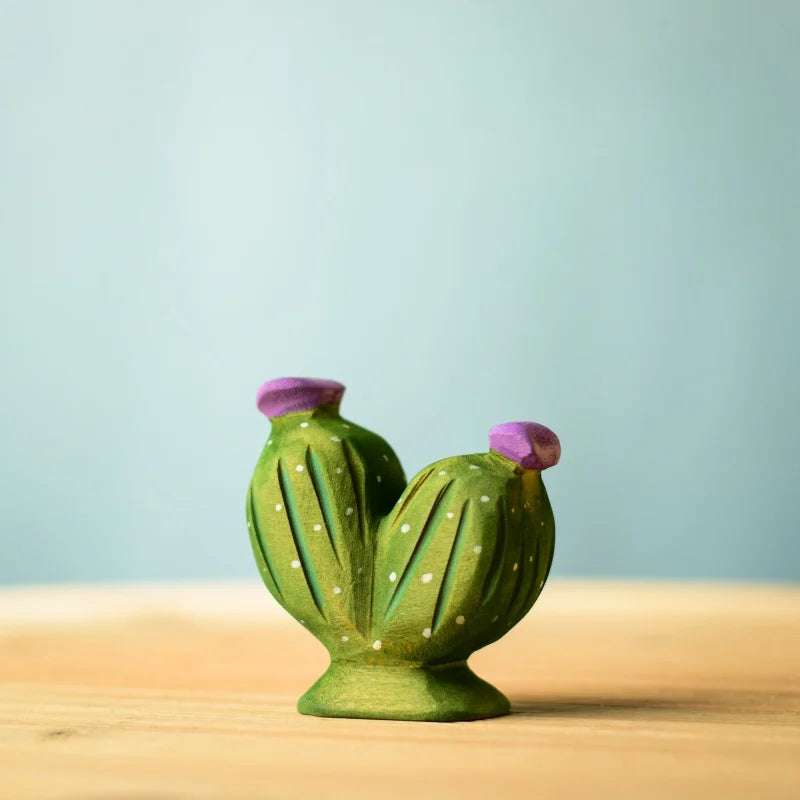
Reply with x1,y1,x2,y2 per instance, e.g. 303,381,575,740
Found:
0,580,798,799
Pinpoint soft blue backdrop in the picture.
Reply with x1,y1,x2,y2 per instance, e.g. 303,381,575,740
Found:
2,1,798,584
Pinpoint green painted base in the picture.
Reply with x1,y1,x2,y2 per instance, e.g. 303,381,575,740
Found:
297,661,510,722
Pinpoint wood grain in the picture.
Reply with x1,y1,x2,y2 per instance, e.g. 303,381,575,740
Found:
0,580,798,799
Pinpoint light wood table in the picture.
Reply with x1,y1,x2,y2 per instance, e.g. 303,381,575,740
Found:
0,580,797,799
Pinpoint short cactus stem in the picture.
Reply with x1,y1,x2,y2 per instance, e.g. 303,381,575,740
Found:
248,378,560,721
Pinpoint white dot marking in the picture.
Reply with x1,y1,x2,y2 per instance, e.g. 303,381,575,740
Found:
333,586,342,595
313,524,322,531
300,422,309,428
480,495,490,503
341,635,349,642
377,475,382,483
422,627,432,638
372,639,381,650
295,464,304,472
446,512,454,519
330,436,341,442
438,470,446,476
456,615,465,625
421,573,433,584
474,545,482,554
400,523,410,533
290,559,300,568
275,503,283,511
469,465,480,470
513,562,519,571
389,571,397,582
335,467,342,474
345,507,353,516
382,454,389,462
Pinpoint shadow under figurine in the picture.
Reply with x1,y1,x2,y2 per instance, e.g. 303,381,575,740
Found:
246,377,560,722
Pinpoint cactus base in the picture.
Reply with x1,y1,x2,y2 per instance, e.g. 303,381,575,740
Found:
297,661,510,722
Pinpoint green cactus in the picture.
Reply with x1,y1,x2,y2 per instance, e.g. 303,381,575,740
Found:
247,378,560,721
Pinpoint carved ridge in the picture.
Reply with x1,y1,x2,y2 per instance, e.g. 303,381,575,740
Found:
248,485,284,603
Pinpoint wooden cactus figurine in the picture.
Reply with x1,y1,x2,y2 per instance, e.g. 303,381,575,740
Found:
246,377,560,721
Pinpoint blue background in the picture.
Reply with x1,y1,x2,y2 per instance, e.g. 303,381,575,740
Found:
2,1,798,584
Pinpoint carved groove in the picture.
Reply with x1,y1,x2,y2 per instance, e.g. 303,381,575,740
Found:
384,481,455,621
277,459,326,618
306,447,341,565
392,467,435,522
518,533,543,619
540,522,556,586
431,501,469,633
505,519,527,621
481,498,507,606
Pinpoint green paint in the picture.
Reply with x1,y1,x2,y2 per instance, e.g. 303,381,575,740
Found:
248,402,556,721
298,661,510,722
